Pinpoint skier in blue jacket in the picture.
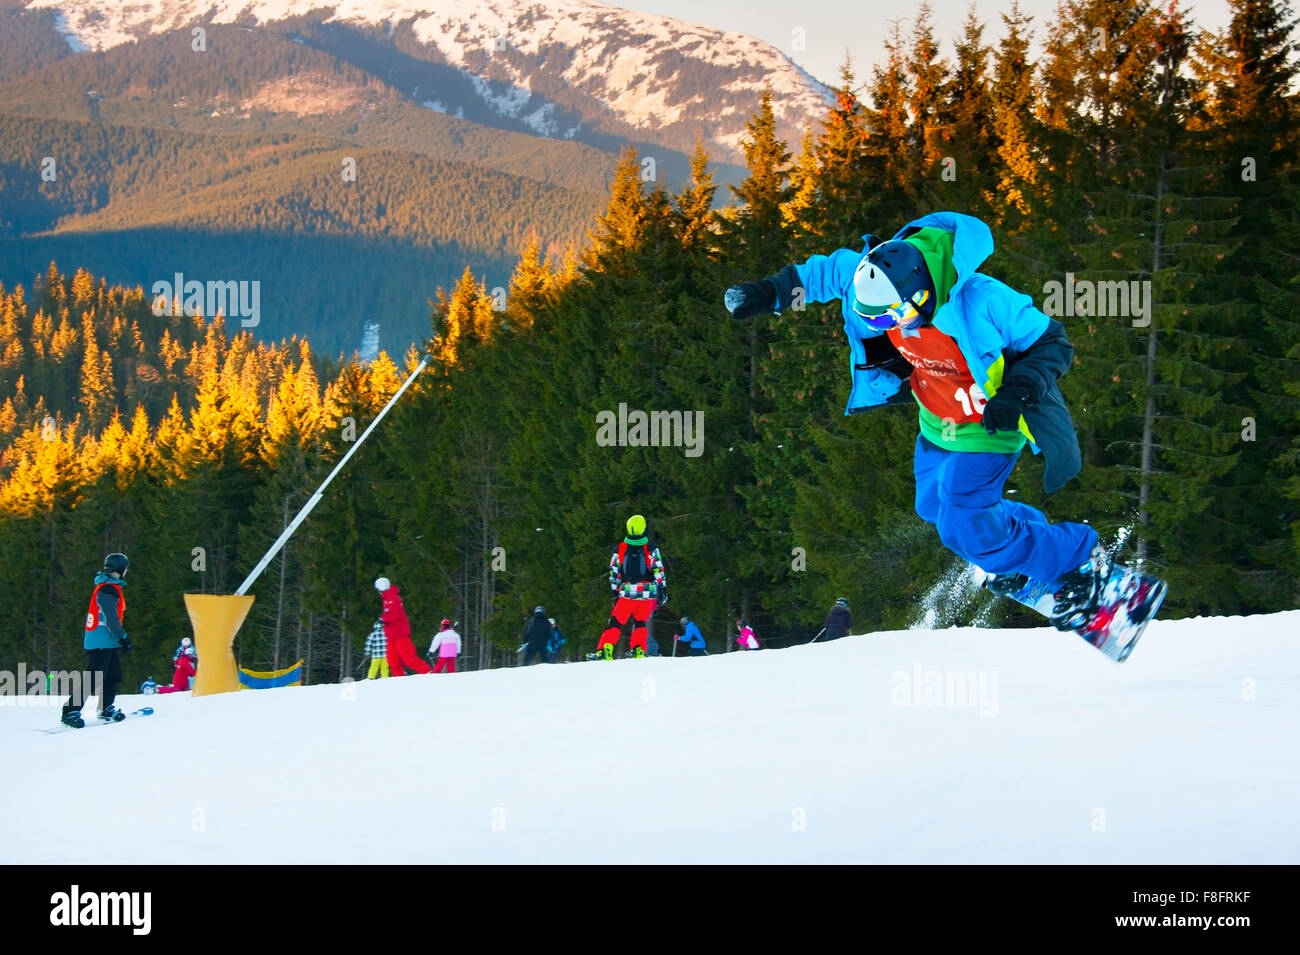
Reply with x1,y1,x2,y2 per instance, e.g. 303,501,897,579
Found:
676,617,707,656
725,212,1132,634
61,553,133,728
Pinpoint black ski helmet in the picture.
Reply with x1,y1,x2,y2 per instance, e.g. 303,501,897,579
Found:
534,605,546,615
103,553,129,575
852,239,936,328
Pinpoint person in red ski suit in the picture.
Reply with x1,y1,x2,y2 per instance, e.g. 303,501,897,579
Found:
157,651,196,693
376,577,430,675
594,514,667,660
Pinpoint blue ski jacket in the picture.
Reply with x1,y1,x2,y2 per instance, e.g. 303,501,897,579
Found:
780,211,1082,493
679,621,706,649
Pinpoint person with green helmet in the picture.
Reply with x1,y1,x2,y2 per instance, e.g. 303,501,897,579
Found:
61,553,133,728
592,514,666,660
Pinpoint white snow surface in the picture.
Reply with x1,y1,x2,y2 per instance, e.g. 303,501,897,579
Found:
4,612,1298,863
26,0,829,134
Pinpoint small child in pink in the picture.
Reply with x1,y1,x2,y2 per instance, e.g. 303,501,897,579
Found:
428,620,460,674
735,620,759,651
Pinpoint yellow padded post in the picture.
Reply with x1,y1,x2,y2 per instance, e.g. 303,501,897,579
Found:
184,593,254,697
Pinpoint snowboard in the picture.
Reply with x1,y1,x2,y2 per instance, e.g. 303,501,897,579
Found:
35,706,154,735
974,564,1167,663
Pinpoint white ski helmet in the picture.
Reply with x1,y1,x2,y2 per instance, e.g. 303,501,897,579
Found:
374,577,391,592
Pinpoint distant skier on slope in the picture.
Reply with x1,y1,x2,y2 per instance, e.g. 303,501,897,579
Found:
545,617,565,663
676,616,708,656
156,646,196,693
725,211,1165,660
522,607,551,665
61,553,133,728
823,598,852,642
172,636,198,666
375,577,430,675
734,620,759,651
364,620,388,679
428,619,460,673
591,514,667,660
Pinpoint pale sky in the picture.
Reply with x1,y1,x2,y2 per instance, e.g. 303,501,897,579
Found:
612,0,1234,89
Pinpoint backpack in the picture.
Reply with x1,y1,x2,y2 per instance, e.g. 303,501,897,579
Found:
619,542,653,584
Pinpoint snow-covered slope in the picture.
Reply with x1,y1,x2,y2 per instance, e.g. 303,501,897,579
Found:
5,612,1298,863
25,0,830,157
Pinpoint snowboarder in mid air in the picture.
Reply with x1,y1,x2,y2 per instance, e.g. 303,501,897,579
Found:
725,211,1166,661
591,514,667,660
61,553,133,728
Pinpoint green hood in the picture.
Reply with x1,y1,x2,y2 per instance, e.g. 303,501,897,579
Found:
903,227,959,311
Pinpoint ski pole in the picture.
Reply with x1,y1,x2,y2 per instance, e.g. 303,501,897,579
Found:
809,627,827,644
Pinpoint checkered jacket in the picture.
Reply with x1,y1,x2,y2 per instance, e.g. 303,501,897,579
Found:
609,538,666,599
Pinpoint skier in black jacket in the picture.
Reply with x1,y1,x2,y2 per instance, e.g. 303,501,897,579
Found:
522,606,551,665
823,598,852,642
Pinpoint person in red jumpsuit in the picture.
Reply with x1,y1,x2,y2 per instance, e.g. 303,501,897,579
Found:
376,577,430,676
157,651,196,693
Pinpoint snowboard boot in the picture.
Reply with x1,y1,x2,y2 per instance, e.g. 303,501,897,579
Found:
98,705,125,723
1048,545,1110,632
631,646,645,659
982,571,1029,598
60,708,85,729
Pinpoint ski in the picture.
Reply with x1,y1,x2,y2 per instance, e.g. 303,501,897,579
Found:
35,706,155,735
974,564,1167,663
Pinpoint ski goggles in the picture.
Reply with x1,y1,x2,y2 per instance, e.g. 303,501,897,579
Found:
853,288,931,331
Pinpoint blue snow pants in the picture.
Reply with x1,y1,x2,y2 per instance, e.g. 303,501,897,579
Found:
913,435,1096,584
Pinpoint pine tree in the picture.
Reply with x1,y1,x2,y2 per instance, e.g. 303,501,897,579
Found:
1042,0,1249,610
78,313,115,433
1195,0,1300,606
940,3,998,215
908,2,952,176
989,0,1041,227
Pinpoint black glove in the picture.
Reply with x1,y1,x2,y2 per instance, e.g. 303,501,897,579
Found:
657,590,669,608
724,280,776,321
981,380,1036,435
118,634,133,653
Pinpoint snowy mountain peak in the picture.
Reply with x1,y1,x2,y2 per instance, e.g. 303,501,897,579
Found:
25,0,831,158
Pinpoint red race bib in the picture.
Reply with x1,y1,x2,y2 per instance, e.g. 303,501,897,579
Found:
887,326,987,423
